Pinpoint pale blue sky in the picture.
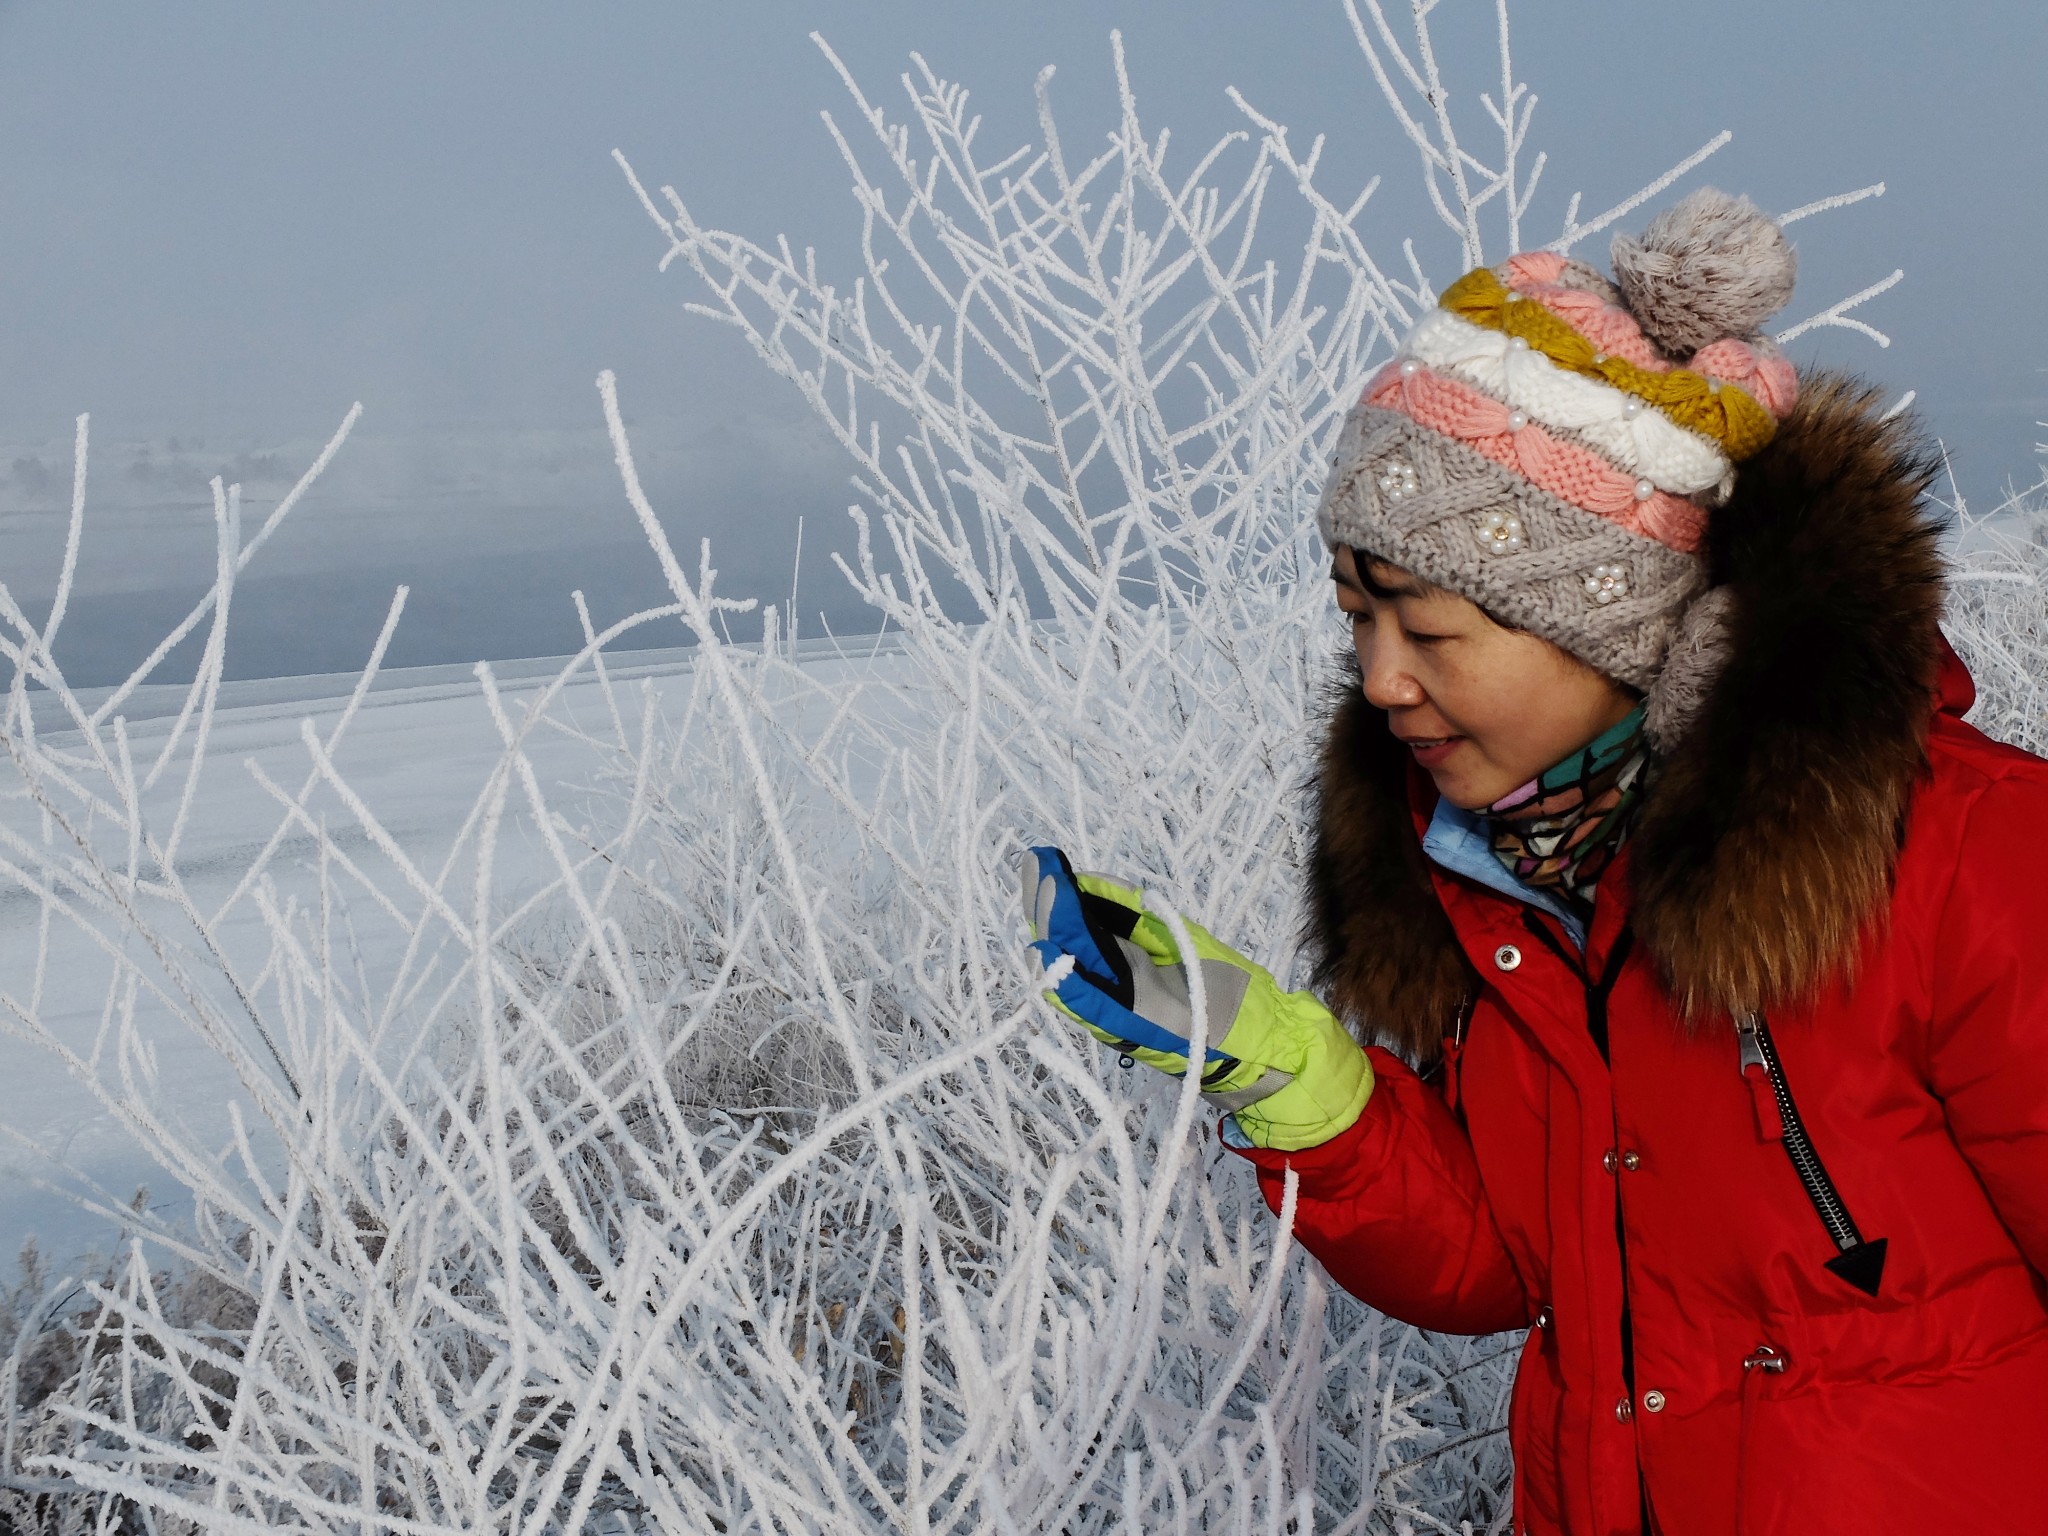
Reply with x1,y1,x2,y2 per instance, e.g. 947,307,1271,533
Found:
2,0,2042,683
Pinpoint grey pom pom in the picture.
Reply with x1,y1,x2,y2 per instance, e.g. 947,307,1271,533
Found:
1610,188,1796,358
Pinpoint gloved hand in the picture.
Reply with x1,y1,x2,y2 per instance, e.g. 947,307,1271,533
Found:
1019,845,1373,1152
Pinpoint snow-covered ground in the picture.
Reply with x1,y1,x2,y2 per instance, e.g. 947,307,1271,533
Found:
0,636,911,1269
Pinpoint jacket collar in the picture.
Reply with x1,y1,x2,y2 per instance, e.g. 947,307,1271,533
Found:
1304,372,1950,1056
1421,797,1591,949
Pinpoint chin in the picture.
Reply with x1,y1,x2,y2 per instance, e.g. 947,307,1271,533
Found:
1423,758,1508,812
1407,736,1512,810
1432,776,1496,813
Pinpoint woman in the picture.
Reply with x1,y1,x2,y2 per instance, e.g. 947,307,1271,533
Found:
1021,189,2048,1533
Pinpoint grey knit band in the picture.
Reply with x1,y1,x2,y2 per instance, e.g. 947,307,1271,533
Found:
1315,404,1705,691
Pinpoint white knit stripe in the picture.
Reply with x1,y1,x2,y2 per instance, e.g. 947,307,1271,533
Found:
1404,310,1734,498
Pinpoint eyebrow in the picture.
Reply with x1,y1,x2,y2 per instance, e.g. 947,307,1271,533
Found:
1330,558,1430,601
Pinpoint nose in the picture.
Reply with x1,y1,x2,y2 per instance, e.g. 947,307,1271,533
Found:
1359,633,1425,710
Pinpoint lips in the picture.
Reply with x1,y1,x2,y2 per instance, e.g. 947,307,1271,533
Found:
1398,734,1463,768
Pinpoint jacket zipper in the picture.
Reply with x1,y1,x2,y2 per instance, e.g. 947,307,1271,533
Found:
1735,1011,1889,1296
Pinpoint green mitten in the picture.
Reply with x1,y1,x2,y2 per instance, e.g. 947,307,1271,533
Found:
1021,846,1373,1151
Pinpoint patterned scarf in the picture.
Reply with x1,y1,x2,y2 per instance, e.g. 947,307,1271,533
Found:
1485,705,1649,906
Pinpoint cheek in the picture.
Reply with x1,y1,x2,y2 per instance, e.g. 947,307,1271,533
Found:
1433,670,1518,743
1430,639,1568,745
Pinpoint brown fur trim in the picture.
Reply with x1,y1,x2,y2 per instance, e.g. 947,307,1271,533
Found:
1304,659,1476,1059
1304,371,1947,1048
1630,373,1947,1017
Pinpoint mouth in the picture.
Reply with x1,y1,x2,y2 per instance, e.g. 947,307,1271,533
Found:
1397,734,1463,767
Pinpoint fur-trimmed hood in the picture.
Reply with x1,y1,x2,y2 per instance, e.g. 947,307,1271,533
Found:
1305,372,1948,1055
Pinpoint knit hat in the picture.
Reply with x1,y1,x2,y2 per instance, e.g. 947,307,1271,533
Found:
1316,187,1799,747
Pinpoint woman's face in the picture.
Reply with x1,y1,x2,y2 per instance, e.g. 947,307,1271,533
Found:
1332,545,1638,810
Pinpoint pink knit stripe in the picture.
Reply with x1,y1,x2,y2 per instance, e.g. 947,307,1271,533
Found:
1500,251,1797,418
1688,338,1799,417
1363,362,1707,554
1635,489,1711,552
1503,251,1570,288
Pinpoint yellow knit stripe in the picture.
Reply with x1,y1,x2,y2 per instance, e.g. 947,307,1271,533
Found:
1439,267,1778,461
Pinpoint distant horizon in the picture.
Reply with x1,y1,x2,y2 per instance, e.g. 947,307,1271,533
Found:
4,0,2043,685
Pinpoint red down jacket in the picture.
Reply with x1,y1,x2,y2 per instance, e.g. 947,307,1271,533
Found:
1235,377,2048,1534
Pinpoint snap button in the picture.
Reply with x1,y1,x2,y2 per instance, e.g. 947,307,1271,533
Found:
1602,1148,1620,1174
1494,944,1522,972
1621,1150,1642,1172
1535,1305,1553,1329
1614,1394,1633,1423
1642,1388,1667,1413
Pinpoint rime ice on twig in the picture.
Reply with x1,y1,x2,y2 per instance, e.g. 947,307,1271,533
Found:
1939,471,2048,760
1775,267,1905,348
1777,181,1886,227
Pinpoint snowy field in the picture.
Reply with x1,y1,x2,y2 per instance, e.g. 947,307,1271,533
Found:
0,638,917,1268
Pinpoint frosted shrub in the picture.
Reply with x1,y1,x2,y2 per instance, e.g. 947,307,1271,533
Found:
1945,472,2048,757
0,3,1977,1532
